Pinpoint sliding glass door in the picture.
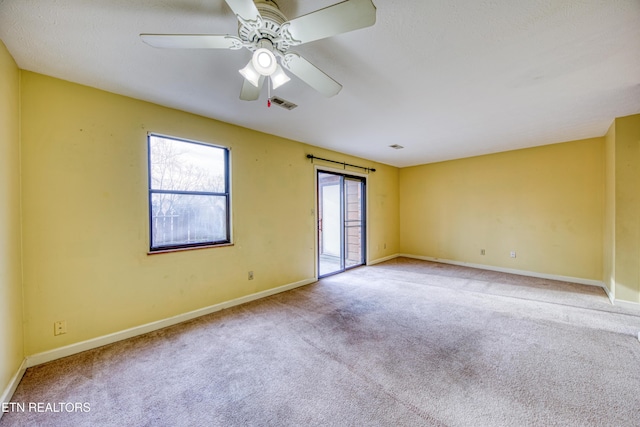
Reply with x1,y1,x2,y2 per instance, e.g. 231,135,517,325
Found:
318,171,366,277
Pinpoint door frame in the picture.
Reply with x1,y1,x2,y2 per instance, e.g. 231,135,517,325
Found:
314,165,369,279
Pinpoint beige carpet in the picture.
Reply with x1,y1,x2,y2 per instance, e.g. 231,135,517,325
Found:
2,258,640,426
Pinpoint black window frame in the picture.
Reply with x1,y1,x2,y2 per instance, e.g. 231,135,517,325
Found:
147,133,231,252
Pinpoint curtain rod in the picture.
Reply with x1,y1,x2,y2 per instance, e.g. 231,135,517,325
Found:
306,154,376,173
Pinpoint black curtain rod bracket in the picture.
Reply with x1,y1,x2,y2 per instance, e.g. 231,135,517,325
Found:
306,154,376,173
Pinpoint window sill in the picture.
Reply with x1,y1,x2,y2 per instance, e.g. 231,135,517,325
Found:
147,242,234,255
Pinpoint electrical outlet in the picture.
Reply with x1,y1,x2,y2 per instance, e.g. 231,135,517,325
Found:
54,320,67,336
248,271,254,280
480,249,486,255
510,251,517,258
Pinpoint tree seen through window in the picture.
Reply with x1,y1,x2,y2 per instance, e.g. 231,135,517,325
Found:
148,134,230,251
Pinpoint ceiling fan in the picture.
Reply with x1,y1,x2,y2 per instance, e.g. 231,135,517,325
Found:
141,0,376,102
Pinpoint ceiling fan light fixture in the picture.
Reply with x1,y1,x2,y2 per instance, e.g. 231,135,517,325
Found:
239,60,261,87
252,48,277,76
270,64,290,89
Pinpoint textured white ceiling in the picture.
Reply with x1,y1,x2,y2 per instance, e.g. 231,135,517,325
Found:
1,0,639,167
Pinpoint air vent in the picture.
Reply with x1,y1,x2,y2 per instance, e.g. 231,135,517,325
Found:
270,96,298,110
389,144,404,149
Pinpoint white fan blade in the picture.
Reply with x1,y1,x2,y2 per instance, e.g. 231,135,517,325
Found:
140,34,243,49
225,0,261,22
283,0,376,45
282,53,342,97
240,76,265,101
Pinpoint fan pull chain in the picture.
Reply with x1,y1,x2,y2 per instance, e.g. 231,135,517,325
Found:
267,77,272,108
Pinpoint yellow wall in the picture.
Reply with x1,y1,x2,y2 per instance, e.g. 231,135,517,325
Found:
364,164,399,261
399,139,604,280
603,121,616,297
19,71,399,355
0,41,24,397
613,114,640,303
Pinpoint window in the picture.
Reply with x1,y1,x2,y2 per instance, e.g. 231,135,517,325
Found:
148,134,230,251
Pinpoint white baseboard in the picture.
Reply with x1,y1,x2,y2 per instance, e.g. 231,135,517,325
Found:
0,358,27,420
602,284,615,304
368,253,401,266
399,254,606,288
25,278,316,369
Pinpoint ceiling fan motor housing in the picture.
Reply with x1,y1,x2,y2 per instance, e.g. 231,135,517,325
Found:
238,0,295,54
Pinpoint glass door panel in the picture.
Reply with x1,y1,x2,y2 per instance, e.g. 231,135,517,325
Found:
318,171,365,278
344,178,364,268
319,172,343,276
